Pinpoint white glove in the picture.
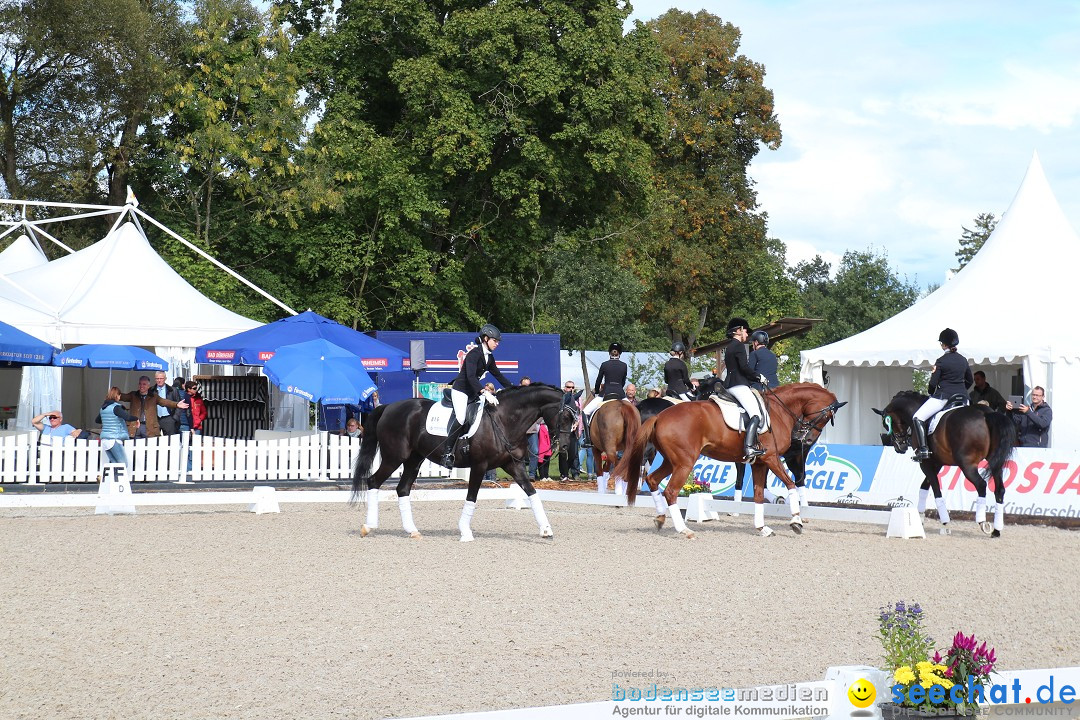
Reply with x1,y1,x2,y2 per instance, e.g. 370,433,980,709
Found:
483,391,499,406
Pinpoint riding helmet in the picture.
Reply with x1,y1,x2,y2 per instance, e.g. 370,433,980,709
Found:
726,317,750,336
938,327,959,347
750,330,770,346
479,323,502,341
671,341,686,354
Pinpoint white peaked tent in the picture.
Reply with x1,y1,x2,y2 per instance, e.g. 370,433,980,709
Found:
0,221,259,347
801,153,1080,449
0,234,48,273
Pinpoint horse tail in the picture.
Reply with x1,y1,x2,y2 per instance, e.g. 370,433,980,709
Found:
615,415,658,505
351,404,387,502
984,411,1018,481
616,402,640,475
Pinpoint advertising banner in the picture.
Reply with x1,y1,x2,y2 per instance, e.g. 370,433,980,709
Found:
663,444,1080,518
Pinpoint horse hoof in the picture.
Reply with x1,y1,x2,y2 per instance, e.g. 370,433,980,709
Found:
683,530,696,539
991,529,1001,538
459,532,474,543
790,517,804,535
540,526,554,538
360,524,372,537
979,521,993,535
757,525,775,538
939,526,951,536
408,531,422,539
654,515,666,531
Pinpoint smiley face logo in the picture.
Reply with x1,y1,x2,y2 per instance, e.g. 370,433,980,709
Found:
847,678,876,708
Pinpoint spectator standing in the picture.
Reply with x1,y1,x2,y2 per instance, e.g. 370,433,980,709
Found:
559,383,583,481
341,417,362,438
185,381,207,435
96,386,137,467
625,383,638,406
32,410,81,440
536,421,553,480
1007,386,1052,447
153,371,183,435
174,377,192,433
970,371,1006,412
121,375,188,438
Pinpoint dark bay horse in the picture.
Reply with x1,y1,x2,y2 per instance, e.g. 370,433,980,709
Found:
588,399,641,493
611,383,845,537
351,383,574,541
873,391,1016,537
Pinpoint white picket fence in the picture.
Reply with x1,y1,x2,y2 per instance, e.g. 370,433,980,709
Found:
0,431,454,484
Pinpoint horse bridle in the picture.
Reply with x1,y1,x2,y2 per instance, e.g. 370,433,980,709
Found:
551,402,579,457
766,388,847,445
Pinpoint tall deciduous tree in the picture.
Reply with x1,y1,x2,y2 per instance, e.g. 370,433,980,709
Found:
280,0,664,331
0,0,183,208
955,212,997,271
628,9,781,348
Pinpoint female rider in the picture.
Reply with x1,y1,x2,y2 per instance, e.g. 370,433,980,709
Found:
442,324,512,468
911,328,972,462
581,342,628,448
664,341,693,400
722,317,766,462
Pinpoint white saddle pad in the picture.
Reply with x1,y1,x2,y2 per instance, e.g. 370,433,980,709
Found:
928,405,962,434
708,392,771,433
425,403,486,438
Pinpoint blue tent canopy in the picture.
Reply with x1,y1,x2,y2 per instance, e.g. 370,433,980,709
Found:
195,310,410,372
0,320,56,365
52,344,168,371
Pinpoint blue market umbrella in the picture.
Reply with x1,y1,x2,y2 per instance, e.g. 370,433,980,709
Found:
195,310,409,372
0,320,56,365
53,344,168,371
264,339,377,404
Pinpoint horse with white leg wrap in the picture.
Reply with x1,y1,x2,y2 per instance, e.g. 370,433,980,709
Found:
350,383,576,541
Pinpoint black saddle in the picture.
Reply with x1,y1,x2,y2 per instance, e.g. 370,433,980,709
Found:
712,386,740,405
943,393,969,411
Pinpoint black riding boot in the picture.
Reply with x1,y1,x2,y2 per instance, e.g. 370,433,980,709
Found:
581,414,593,448
743,416,764,463
912,418,931,462
441,419,463,469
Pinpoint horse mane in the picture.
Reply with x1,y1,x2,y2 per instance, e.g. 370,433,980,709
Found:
497,381,561,397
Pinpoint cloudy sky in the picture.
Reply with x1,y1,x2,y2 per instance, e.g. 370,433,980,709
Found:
624,0,1080,287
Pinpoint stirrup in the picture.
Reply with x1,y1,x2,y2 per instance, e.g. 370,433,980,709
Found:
912,448,931,462
743,446,764,463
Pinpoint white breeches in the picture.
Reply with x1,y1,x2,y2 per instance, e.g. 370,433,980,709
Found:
727,385,762,421
914,396,945,423
451,388,469,424
582,396,603,416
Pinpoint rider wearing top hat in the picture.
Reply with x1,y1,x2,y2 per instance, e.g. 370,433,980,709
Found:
442,323,512,468
664,341,693,400
911,327,973,462
581,342,628,447
721,317,766,462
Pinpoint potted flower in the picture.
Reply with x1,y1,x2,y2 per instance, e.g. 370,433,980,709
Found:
679,480,711,497
877,601,998,718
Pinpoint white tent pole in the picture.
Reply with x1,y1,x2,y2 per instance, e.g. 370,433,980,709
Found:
20,220,75,255
133,207,297,316
0,198,118,211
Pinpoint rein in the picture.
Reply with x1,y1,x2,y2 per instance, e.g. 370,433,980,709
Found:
766,389,845,445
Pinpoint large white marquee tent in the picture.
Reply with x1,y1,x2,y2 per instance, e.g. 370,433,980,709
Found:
0,200,294,430
800,153,1080,449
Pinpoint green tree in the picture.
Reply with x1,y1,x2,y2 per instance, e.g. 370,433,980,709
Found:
955,212,997,271
0,0,184,209
280,0,664,331
789,249,919,356
628,9,781,348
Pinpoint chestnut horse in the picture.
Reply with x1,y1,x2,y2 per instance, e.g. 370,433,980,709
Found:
873,390,1015,537
588,399,640,493
611,383,846,537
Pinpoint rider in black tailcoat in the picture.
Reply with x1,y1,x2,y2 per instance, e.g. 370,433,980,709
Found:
664,341,693,400
582,342,628,447
441,324,513,468
911,327,972,461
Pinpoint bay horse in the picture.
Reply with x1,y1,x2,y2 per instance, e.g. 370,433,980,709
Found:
351,383,575,542
873,391,1016,537
587,399,640,493
611,383,846,537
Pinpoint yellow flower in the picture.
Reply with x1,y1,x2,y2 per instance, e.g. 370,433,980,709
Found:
894,666,917,684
